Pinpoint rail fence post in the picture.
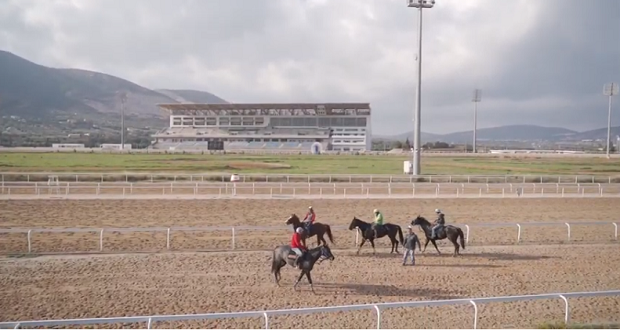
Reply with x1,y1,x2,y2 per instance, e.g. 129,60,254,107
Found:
565,223,571,241
344,188,347,198
613,223,618,240
470,300,479,329
355,228,360,246
478,188,482,197
147,317,153,329
166,228,171,250
263,312,269,329
231,227,236,250
502,188,505,198
99,229,104,251
373,305,381,329
516,224,522,243
558,295,570,325
465,225,470,244
27,229,32,253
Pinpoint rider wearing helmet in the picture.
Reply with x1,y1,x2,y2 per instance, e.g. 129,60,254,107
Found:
302,206,316,234
430,209,446,239
372,209,384,239
291,227,308,269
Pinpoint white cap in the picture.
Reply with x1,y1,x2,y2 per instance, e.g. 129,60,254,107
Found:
296,227,304,234
373,209,379,213
435,209,441,213
309,206,313,209
407,225,413,229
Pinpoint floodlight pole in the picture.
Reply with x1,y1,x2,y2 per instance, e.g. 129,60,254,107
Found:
604,83,618,158
120,92,127,150
472,89,482,153
408,0,435,176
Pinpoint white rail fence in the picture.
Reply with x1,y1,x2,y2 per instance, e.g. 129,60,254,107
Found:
1,290,619,329
2,182,620,199
2,172,620,184
2,221,617,254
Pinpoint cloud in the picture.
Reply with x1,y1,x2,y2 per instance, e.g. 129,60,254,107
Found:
0,0,619,134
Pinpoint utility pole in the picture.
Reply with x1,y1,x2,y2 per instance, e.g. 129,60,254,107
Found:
603,83,618,158
119,92,127,150
472,89,482,153
407,0,435,175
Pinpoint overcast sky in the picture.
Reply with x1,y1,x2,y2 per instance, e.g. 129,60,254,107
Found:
1,0,619,135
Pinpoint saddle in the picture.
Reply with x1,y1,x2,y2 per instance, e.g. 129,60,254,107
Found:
302,222,313,235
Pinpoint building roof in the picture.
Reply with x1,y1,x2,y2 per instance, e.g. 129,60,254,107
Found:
157,103,371,116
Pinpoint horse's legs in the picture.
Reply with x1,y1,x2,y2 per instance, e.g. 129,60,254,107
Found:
305,271,315,294
451,236,460,257
356,238,367,255
293,270,305,291
370,239,376,255
423,238,430,252
431,239,441,254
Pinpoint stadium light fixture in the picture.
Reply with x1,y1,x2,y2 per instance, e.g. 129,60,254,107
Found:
603,83,618,158
472,89,482,153
408,0,435,175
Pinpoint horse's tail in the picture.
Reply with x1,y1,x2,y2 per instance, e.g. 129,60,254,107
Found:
325,225,335,245
458,228,466,250
397,225,404,245
271,249,278,274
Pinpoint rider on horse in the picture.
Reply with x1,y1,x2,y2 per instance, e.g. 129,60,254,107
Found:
302,206,316,234
430,209,446,239
372,209,384,239
291,227,308,269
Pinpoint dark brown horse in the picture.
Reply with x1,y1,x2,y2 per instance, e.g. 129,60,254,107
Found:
286,214,335,246
410,215,465,257
348,217,404,255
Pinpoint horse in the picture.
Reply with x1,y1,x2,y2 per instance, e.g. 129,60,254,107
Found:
348,217,404,255
285,214,335,247
271,244,335,294
410,215,465,257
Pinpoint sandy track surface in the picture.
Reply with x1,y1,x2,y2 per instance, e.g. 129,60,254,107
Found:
1,199,619,254
1,244,620,328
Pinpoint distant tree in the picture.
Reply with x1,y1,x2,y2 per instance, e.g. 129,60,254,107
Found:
404,138,411,150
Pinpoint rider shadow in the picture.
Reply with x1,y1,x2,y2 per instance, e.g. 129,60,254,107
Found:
345,252,404,259
315,283,465,299
422,252,559,261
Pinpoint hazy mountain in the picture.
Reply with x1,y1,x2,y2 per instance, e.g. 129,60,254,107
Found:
0,50,227,123
155,89,228,104
373,131,442,143
570,126,620,141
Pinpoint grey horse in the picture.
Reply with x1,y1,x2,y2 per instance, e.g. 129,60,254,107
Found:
270,244,335,293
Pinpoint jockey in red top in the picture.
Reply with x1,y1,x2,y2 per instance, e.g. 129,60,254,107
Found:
303,206,316,233
291,227,307,269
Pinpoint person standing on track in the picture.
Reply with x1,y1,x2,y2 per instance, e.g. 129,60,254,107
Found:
402,225,421,266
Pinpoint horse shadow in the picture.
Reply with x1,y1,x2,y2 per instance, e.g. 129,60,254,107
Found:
314,283,465,299
421,252,559,261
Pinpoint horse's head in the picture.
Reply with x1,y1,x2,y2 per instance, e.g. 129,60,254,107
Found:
320,244,335,261
348,217,360,231
411,215,429,227
285,214,299,226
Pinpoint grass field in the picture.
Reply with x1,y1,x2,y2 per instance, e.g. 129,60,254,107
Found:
1,152,620,175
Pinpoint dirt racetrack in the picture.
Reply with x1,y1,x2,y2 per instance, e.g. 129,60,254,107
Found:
0,198,619,254
1,198,620,328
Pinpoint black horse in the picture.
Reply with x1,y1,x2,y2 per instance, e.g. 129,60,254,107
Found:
271,244,335,293
410,215,465,257
348,217,404,255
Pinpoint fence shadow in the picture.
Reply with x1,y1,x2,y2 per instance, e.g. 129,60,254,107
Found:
307,282,465,299
419,252,559,261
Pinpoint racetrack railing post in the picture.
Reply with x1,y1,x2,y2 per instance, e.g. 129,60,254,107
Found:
166,228,171,250
355,228,360,246
99,229,104,252
147,317,152,329
465,225,470,244
373,305,381,329
613,223,618,240
516,224,521,243
263,312,269,329
232,227,236,250
558,295,570,324
470,300,478,329
27,229,32,253
565,223,571,241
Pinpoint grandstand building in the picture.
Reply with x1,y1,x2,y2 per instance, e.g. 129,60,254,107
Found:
152,103,372,152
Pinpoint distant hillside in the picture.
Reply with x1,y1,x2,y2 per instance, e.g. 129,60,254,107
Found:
0,50,228,124
441,125,577,143
376,125,620,143
155,89,228,104
570,126,620,141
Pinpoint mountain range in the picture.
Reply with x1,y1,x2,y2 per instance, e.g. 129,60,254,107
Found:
374,124,620,144
0,50,227,127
